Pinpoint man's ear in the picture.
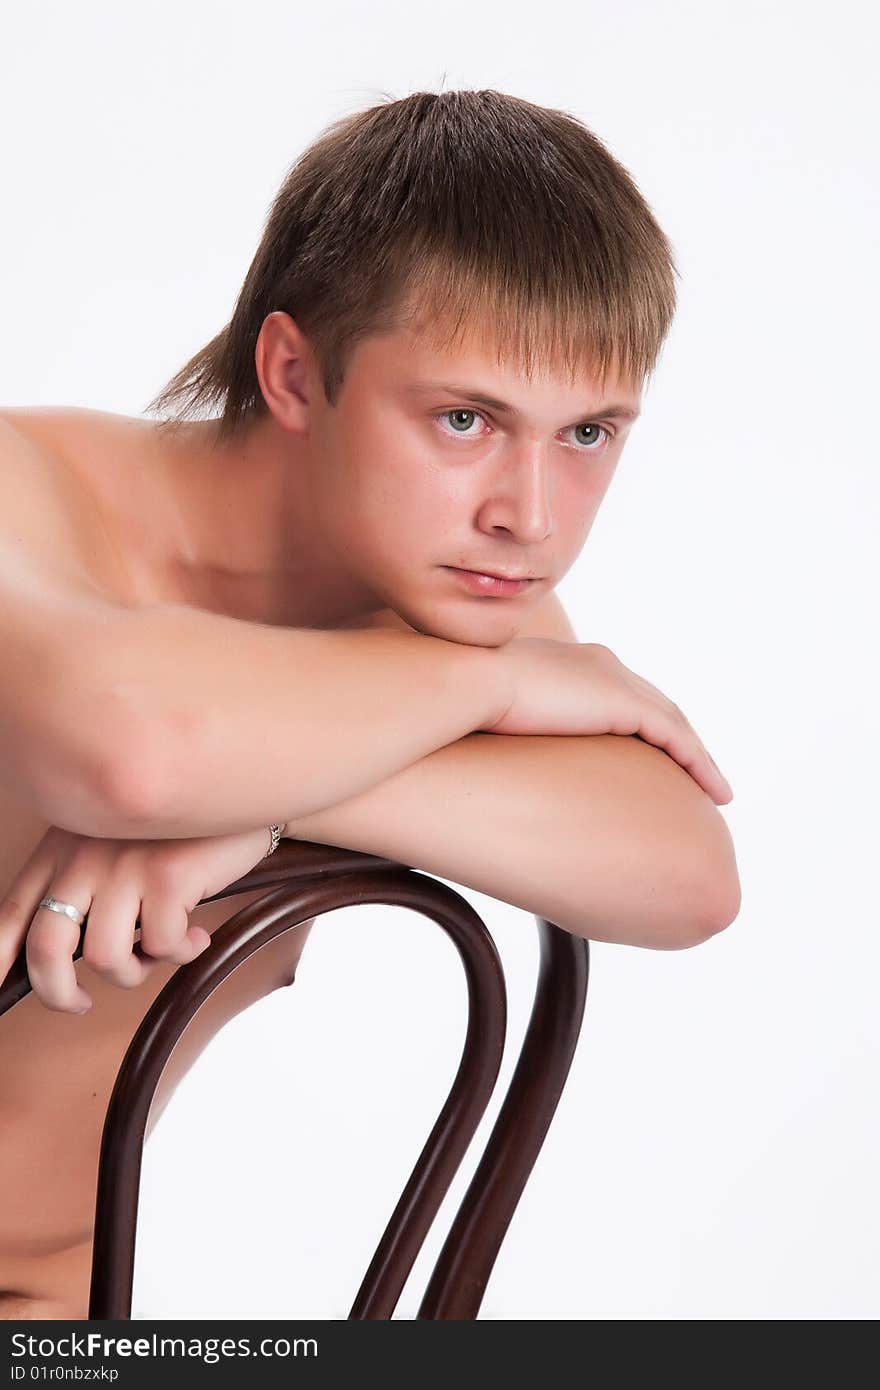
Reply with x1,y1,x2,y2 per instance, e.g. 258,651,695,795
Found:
254,310,320,436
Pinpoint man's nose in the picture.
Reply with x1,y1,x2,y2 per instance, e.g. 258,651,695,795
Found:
478,441,554,542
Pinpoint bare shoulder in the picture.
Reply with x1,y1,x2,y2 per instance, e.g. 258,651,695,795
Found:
0,409,117,592
0,405,128,486
0,408,87,531
0,404,98,444
0,405,141,467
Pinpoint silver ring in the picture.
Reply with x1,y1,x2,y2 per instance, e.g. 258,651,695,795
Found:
38,896,86,927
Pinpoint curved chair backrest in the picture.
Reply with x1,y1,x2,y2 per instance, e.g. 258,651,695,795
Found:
0,840,590,1319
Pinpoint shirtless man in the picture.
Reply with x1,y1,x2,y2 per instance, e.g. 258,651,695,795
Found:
0,90,740,1319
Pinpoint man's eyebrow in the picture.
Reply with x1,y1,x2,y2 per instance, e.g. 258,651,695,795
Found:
403,381,641,421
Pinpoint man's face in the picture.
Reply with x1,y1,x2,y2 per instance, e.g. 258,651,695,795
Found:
305,320,642,647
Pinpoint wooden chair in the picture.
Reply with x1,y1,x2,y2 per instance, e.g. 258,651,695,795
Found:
0,839,590,1319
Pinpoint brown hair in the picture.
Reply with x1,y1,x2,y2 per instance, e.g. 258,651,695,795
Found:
145,88,679,443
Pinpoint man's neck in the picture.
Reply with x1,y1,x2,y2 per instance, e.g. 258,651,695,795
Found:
154,413,382,629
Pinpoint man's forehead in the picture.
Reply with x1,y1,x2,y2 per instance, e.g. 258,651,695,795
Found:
369,319,638,404
378,333,641,419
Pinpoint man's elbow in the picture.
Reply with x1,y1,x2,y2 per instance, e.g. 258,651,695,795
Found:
614,825,742,952
560,843,741,952
559,735,742,952
675,844,742,949
646,774,742,950
87,716,175,839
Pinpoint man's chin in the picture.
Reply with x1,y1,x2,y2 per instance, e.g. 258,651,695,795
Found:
403,611,515,649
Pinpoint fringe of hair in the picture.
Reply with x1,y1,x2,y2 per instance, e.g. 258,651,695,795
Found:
145,89,679,443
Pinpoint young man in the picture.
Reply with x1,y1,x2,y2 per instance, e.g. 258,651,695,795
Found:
0,89,739,1318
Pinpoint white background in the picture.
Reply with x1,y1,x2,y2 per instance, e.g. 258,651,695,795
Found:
2,0,877,1320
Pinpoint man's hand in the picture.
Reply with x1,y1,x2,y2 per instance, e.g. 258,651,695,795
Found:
482,638,734,805
0,823,276,1014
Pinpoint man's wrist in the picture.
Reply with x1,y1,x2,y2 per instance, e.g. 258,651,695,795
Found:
274,640,510,847
447,639,512,732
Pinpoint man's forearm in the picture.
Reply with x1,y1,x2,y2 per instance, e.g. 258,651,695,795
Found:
284,730,741,950
54,610,509,841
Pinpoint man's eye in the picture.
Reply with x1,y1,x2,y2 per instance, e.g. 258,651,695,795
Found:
436,408,484,436
567,423,612,452
433,410,614,452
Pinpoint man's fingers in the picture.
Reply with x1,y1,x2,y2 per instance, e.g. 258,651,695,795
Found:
638,709,733,805
624,673,734,805
0,843,212,1014
139,898,212,965
1,852,94,1012
25,891,94,1014
0,895,30,983
80,881,154,989
0,851,58,984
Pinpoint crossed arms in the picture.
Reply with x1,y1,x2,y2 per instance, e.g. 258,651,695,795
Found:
280,596,741,949
0,410,739,950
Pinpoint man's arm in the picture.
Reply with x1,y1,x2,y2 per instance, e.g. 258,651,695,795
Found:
1,411,732,915
284,729,739,949
0,415,511,839
284,594,741,949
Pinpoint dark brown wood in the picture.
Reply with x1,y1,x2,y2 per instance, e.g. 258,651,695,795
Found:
0,839,396,1017
415,915,590,1318
0,840,590,1319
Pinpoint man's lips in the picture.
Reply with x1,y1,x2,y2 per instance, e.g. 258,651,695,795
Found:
457,567,539,581
442,567,537,596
